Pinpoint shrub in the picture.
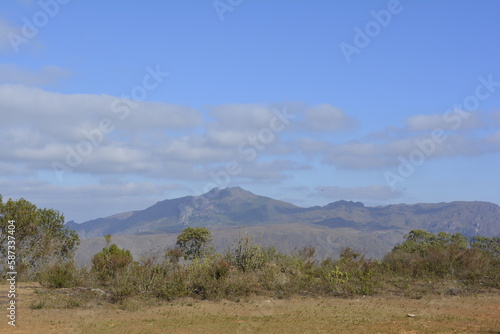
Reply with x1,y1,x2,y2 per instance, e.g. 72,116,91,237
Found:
165,247,183,264
91,237,133,283
27,229,500,308
322,248,381,296
38,261,77,288
209,258,232,280
225,232,271,272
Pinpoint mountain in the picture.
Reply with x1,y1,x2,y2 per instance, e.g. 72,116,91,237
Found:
68,186,500,264
67,186,300,238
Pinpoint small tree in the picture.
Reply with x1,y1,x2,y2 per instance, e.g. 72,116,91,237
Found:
435,231,468,250
0,195,80,280
392,230,438,256
176,227,212,260
470,236,500,258
389,230,473,278
91,235,133,282
392,230,468,256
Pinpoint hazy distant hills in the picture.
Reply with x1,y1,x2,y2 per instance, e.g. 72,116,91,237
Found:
68,186,500,265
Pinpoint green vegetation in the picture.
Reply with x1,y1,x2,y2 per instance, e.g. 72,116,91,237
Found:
385,229,500,287
91,235,134,282
32,228,500,307
1,196,499,308
0,195,80,280
176,227,212,260
392,229,468,256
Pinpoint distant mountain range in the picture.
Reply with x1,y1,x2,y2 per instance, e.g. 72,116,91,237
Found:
68,186,500,264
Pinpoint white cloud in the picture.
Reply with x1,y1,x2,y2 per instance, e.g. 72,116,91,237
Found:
295,108,500,170
0,84,202,139
297,138,330,153
0,178,183,222
405,111,485,132
488,110,500,125
195,103,298,159
236,159,305,181
0,64,71,86
303,104,358,131
312,184,403,201
117,101,203,131
0,85,209,178
205,129,250,148
208,103,283,130
485,131,500,149
3,83,495,193
79,145,159,174
156,135,232,163
405,114,445,131
302,130,500,170
322,141,392,169
0,161,32,177
0,85,304,182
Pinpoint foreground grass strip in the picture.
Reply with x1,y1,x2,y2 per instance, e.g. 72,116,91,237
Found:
1,283,499,334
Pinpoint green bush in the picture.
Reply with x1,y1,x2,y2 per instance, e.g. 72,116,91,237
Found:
384,231,500,291
91,237,133,283
319,248,381,296
225,232,273,272
26,228,500,307
38,261,77,288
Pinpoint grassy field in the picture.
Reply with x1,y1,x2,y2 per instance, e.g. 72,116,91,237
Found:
1,283,499,334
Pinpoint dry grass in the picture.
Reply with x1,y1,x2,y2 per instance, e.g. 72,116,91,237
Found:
1,283,499,334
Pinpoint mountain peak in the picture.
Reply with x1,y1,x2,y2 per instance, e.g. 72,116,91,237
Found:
202,186,255,200
324,200,365,209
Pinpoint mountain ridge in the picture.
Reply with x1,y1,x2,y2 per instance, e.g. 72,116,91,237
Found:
68,186,500,240
68,186,500,265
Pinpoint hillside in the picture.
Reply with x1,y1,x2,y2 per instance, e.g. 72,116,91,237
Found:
68,186,500,239
68,187,500,264
67,187,300,238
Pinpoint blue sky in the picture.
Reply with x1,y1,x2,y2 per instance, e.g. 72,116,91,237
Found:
1,0,499,223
